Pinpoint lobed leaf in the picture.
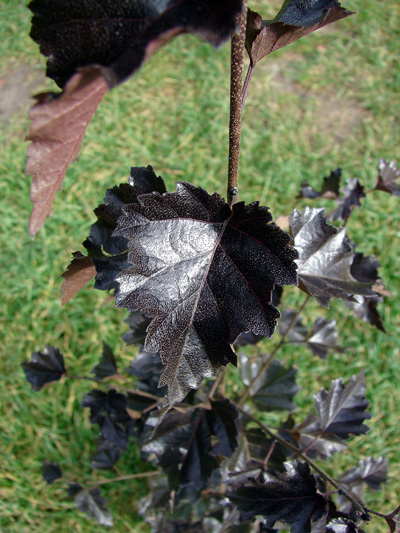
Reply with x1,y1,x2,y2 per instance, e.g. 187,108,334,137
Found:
329,178,365,222
91,342,118,380
142,401,240,492
290,207,375,307
82,389,134,451
22,345,66,390
279,309,343,358
339,457,388,491
227,460,327,532
42,462,62,485
115,181,298,406
240,354,299,411
374,158,400,196
292,372,371,459
297,168,341,200
122,310,152,346
346,252,385,331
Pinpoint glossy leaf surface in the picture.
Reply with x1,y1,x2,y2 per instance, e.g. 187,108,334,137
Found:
290,207,374,307
292,372,371,459
115,181,298,406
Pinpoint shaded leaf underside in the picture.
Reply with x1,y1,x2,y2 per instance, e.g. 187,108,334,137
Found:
246,4,353,66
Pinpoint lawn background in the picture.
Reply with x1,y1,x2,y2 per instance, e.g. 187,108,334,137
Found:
0,0,399,531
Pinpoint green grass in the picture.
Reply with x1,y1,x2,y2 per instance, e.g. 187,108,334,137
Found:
0,0,399,531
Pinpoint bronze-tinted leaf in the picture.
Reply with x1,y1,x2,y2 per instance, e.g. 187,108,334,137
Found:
61,252,97,305
26,68,108,237
246,3,353,66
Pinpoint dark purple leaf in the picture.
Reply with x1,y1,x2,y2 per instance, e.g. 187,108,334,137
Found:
246,4,352,66
82,389,132,450
329,178,365,222
74,486,113,526
235,288,283,346
307,317,343,358
142,403,239,492
22,346,66,391
279,310,343,358
245,428,288,472
278,309,308,342
346,295,385,332
374,158,400,196
92,343,118,380
240,355,299,412
67,483,83,498
82,389,127,420
339,457,388,491
90,439,122,470
122,310,152,346
350,253,380,284
42,462,62,484
234,331,266,347
125,348,166,397
29,0,242,88
292,372,371,459
347,252,385,331
208,399,241,458
115,181,298,406
227,461,327,532
297,168,341,200
290,207,375,307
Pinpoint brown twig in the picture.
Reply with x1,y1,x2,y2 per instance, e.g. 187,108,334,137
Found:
227,0,248,207
89,471,159,486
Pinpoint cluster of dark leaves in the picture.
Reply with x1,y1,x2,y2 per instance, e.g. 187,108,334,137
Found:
24,338,397,531
298,160,400,221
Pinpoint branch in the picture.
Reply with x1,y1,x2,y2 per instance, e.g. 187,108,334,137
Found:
89,471,159,486
227,0,248,207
